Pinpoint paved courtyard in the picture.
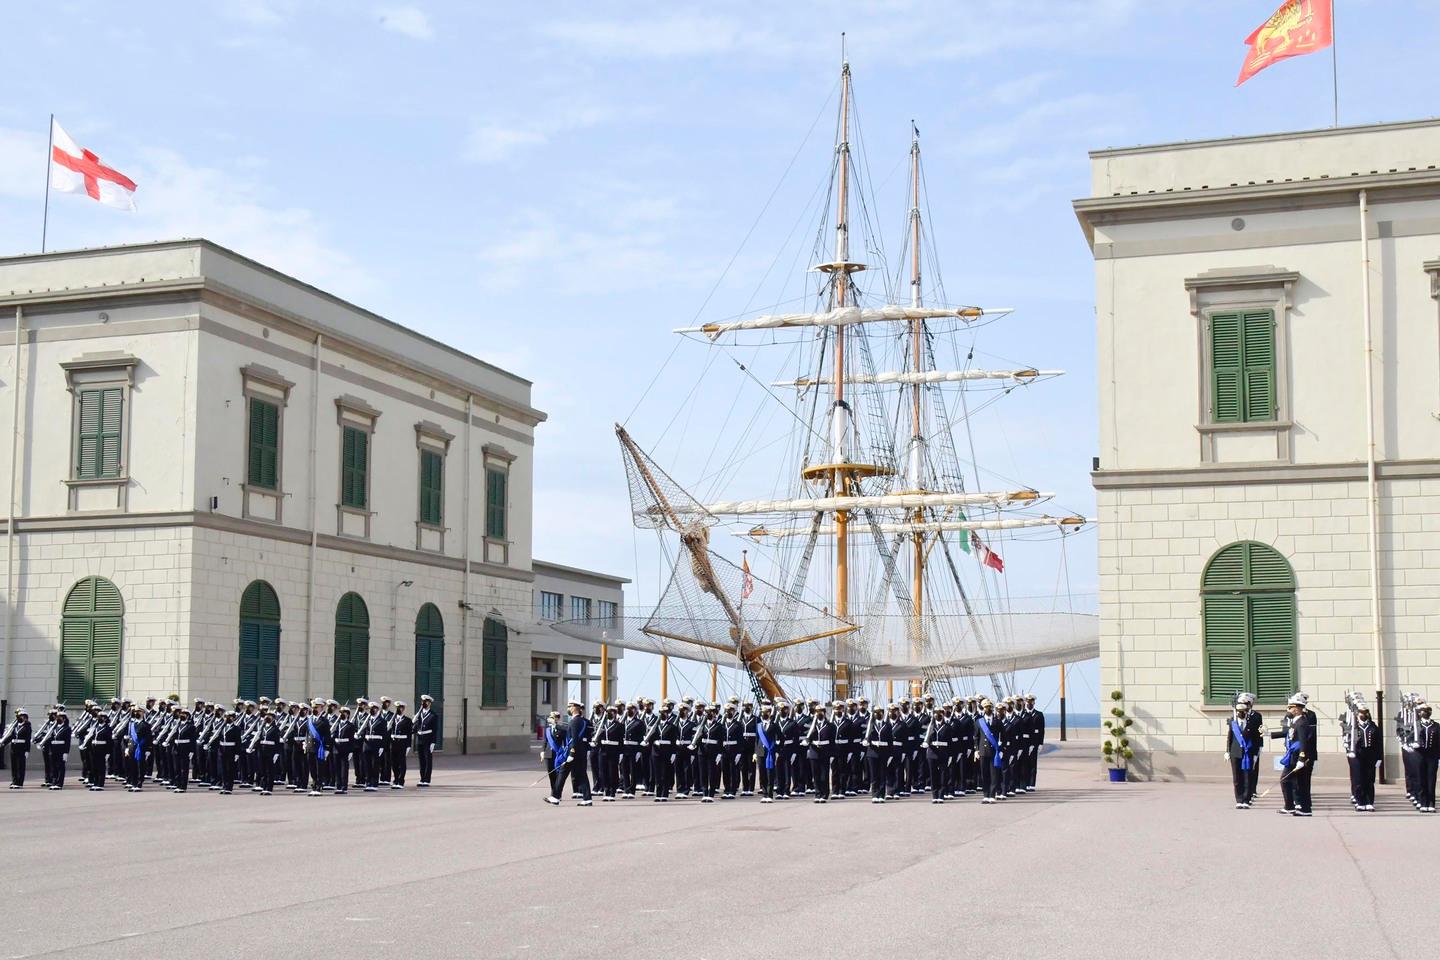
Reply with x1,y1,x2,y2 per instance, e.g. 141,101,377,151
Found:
3,740,1436,959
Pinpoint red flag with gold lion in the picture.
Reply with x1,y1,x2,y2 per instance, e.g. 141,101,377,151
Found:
1236,0,1334,85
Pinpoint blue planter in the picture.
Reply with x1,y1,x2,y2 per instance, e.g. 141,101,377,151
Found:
1107,767,1127,783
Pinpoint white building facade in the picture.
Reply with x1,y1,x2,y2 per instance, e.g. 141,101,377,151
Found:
0,239,619,755
1075,119,1440,779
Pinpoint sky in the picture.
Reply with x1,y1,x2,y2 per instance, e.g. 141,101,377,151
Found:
2,0,1437,714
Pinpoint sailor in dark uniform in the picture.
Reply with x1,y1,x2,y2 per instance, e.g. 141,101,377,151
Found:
596,705,623,800
168,708,197,793
1415,703,1438,813
776,700,799,799
546,699,593,806
81,703,111,790
862,706,889,803
1,707,32,788
1224,693,1264,808
804,703,833,803
674,702,695,797
45,708,72,790
332,706,357,795
720,702,742,799
647,699,679,801
388,702,413,789
696,703,724,802
414,695,438,786
923,704,949,803
1273,694,1317,816
739,700,758,796
974,699,1004,803
1348,706,1381,812
755,702,781,803
620,703,644,799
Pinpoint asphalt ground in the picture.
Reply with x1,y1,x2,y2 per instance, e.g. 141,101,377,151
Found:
2,740,1436,959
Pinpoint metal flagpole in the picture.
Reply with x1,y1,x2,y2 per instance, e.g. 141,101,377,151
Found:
1331,0,1339,127
41,114,53,253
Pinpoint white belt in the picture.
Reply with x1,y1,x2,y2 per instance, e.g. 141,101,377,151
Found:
174,739,191,744
335,738,350,743
655,740,672,745
813,740,831,746
872,740,890,746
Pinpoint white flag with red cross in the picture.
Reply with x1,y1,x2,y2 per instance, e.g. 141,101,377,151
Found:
49,118,137,211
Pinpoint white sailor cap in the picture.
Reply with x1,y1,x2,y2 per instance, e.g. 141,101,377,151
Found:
395,701,406,709
1287,694,1306,706
15,706,27,715
326,699,338,707
1294,692,1310,705
567,699,584,707
420,694,433,703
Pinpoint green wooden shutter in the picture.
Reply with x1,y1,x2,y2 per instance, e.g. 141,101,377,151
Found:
238,620,261,701
257,623,280,699
59,619,93,703
77,391,101,479
334,593,370,703
1210,313,1243,424
1241,311,1276,422
481,618,507,707
415,604,445,748
248,398,280,489
98,388,123,478
486,469,507,539
419,450,443,525
342,427,369,508
1203,595,1249,702
1249,593,1297,703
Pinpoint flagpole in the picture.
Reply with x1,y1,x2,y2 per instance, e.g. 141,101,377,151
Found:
41,114,53,253
1331,0,1339,127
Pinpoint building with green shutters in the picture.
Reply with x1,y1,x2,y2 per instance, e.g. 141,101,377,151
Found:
0,240,623,755
1076,118,1440,779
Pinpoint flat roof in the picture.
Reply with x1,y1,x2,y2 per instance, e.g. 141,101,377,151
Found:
533,559,631,586
1089,116,1440,159
0,238,538,397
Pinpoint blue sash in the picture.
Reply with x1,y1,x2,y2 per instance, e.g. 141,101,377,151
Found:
1280,736,1302,769
756,722,775,770
129,721,143,762
976,716,1003,768
308,719,327,761
1230,719,1252,770
546,727,569,771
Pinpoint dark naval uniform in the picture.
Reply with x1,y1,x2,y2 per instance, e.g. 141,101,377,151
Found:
2,713,33,787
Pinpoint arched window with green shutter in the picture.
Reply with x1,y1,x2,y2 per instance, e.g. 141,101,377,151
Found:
334,592,370,704
60,577,124,703
1202,541,1297,704
238,580,281,701
481,617,507,707
414,603,444,747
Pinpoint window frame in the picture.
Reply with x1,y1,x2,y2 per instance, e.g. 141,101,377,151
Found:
239,364,294,522
1185,267,1298,464
570,596,592,622
539,590,564,621
61,354,137,511
1201,540,1298,706
335,395,381,540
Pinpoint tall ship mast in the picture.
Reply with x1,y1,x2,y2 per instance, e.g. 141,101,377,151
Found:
559,55,1097,702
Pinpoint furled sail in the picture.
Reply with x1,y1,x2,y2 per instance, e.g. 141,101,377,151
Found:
683,490,1047,517
776,368,1063,388
676,304,1011,339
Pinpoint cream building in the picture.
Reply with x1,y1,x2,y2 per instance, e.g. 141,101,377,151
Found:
0,239,620,754
1075,119,1440,779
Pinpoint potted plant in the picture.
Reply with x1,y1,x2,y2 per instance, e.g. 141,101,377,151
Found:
1102,690,1134,782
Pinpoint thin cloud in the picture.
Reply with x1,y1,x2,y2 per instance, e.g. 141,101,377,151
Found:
464,124,547,164
376,5,434,40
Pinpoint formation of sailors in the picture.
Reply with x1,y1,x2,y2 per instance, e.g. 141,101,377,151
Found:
542,692,1046,806
1,693,441,794
1223,689,1438,814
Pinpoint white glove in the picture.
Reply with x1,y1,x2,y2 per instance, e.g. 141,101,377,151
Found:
1223,752,1230,760
1347,752,1356,759
405,748,411,757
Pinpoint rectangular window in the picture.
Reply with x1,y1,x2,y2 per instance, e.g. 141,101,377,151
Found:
597,599,618,627
1210,310,1276,423
341,426,369,509
485,468,507,539
570,596,591,621
76,387,123,479
539,591,563,620
247,397,280,490
418,449,443,525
